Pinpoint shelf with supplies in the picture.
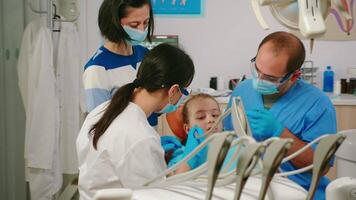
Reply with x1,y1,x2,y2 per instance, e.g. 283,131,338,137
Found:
301,60,317,85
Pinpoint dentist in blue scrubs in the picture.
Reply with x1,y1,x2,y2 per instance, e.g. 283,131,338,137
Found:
223,31,336,200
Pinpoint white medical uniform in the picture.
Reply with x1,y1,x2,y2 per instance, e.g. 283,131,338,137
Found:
76,101,167,200
17,17,62,200
18,17,82,199
57,22,82,174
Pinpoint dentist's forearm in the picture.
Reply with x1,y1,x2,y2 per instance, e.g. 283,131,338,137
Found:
280,129,314,169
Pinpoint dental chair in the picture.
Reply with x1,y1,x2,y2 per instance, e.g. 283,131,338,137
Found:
93,97,345,200
110,137,304,200
229,98,346,199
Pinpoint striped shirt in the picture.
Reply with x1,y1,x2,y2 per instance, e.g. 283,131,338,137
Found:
83,45,158,126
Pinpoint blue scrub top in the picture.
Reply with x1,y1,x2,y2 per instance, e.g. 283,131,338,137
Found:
223,79,337,200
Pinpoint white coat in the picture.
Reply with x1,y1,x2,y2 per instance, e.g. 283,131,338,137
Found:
18,18,84,199
76,101,167,200
17,17,62,199
56,22,82,174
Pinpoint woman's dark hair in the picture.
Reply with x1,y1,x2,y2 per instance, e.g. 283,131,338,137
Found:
90,43,195,149
98,0,154,44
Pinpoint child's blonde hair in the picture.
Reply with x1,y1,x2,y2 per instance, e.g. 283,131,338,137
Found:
182,93,220,124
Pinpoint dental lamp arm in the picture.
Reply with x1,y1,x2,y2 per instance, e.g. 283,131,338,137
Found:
251,0,295,30
251,0,270,29
280,128,315,169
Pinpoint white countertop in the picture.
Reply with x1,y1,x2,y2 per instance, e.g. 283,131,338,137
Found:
215,94,356,106
327,94,356,106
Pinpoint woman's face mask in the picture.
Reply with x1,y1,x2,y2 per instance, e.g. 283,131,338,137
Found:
122,25,148,46
158,87,190,114
158,96,184,114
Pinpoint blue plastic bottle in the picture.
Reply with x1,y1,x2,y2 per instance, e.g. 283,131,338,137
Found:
323,66,334,92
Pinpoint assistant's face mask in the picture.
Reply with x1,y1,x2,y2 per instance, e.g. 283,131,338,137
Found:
122,25,148,46
252,77,279,95
158,94,185,114
158,88,189,114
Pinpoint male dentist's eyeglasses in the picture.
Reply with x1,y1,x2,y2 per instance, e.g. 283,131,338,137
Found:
250,57,292,85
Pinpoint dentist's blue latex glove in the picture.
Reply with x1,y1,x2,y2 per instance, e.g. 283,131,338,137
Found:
246,108,284,141
182,125,208,169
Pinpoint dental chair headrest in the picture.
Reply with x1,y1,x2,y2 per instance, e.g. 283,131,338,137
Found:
166,105,187,142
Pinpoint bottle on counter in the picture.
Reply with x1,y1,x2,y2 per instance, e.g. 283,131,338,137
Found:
334,80,341,96
229,78,239,90
217,77,226,91
209,77,217,90
349,78,356,94
340,79,348,94
323,66,334,92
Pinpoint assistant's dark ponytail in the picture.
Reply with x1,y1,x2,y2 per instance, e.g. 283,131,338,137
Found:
90,43,195,149
90,82,136,149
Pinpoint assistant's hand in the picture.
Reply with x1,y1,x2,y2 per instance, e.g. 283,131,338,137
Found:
246,108,284,141
160,135,183,153
161,135,184,165
167,150,184,167
183,125,208,169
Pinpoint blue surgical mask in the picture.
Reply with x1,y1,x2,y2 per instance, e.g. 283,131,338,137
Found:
158,93,186,114
252,77,279,95
122,25,148,45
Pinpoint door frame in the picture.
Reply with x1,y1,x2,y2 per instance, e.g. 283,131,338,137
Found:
1,0,26,199
0,0,8,197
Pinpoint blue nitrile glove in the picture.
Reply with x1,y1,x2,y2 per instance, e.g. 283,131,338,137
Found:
168,150,184,167
168,143,185,167
246,108,284,141
161,135,183,152
161,135,184,164
182,125,208,169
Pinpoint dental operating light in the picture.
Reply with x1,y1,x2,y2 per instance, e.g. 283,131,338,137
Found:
251,0,353,52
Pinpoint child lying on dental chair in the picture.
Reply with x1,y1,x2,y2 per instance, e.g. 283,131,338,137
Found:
161,93,223,173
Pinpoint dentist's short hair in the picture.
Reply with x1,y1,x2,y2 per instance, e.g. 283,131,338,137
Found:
257,31,306,73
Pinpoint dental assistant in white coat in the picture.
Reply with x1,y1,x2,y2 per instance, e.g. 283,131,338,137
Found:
76,44,197,200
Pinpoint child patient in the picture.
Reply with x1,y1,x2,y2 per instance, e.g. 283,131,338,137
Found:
182,93,222,136
161,93,223,172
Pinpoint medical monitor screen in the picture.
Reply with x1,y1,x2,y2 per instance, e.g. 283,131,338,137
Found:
141,35,179,50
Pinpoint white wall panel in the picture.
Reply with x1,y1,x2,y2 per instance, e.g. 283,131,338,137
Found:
81,0,356,88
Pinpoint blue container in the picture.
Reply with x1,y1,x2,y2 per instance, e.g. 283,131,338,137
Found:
323,66,334,92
